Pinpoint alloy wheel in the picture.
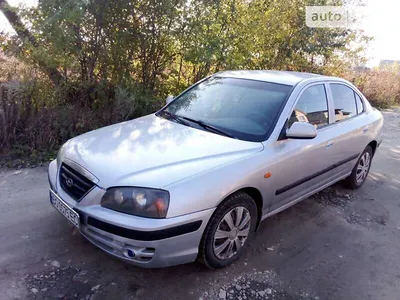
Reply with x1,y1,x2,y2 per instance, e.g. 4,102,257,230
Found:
356,152,371,184
212,206,251,260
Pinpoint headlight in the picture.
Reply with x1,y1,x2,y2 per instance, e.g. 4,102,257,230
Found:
101,187,170,218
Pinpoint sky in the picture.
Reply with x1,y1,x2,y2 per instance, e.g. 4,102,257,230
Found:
0,0,399,67
357,0,400,66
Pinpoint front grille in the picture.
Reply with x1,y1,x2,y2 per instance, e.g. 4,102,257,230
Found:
59,163,95,201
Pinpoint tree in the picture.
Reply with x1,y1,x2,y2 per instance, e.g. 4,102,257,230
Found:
0,0,64,84
1,0,369,95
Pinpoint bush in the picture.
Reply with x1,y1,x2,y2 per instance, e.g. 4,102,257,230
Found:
0,80,163,166
344,69,400,108
1,67,400,167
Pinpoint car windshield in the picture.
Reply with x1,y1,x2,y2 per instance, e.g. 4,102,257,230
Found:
160,77,292,142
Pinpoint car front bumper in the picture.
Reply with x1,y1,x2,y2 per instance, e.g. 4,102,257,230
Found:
78,207,213,268
48,160,215,268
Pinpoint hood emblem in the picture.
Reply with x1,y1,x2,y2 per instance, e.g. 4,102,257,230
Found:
66,178,74,187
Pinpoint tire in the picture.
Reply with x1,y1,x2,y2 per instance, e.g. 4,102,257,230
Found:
343,145,373,189
197,191,257,269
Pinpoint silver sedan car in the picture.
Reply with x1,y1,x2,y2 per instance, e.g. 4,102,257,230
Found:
48,70,383,269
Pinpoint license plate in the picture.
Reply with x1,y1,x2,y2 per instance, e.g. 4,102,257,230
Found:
50,190,80,228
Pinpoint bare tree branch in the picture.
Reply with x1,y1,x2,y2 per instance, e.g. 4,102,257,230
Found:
0,0,64,85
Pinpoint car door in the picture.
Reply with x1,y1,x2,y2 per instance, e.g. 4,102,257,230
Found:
269,82,340,212
324,82,371,176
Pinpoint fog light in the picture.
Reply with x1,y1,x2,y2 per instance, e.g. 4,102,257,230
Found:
124,249,135,258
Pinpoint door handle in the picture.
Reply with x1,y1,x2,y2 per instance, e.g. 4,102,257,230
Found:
363,125,369,133
326,140,334,150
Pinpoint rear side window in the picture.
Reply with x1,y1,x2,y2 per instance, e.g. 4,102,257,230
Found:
354,93,364,114
330,84,357,121
288,84,329,129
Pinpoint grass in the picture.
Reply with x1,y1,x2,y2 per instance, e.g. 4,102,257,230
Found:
0,148,57,169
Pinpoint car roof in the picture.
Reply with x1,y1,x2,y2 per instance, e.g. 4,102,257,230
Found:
215,70,326,86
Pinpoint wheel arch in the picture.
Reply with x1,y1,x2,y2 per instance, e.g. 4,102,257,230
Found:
368,140,377,156
217,186,264,232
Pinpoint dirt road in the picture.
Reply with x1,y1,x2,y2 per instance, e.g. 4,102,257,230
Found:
1,109,400,300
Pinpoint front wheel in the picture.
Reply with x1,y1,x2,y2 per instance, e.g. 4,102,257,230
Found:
343,145,373,189
197,192,257,269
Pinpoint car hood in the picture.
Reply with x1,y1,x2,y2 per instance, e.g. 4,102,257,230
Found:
60,114,263,188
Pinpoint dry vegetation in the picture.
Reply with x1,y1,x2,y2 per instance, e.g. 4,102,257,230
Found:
1,66,399,167
0,0,399,167
0,79,160,167
347,69,400,108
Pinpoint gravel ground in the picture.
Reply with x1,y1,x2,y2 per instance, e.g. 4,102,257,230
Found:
1,109,400,300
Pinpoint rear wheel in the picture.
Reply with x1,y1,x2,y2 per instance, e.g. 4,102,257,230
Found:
343,145,373,189
198,192,257,269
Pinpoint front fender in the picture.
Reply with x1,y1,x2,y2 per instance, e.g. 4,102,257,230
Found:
164,150,274,218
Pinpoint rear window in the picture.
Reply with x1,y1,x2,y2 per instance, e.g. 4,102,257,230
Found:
330,84,357,122
354,93,364,114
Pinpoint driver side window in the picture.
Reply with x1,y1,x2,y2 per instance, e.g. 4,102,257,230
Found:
288,84,329,129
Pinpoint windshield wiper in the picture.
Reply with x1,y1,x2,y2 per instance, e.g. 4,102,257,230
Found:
180,116,237,139
158,111,237,139
157,111,189,126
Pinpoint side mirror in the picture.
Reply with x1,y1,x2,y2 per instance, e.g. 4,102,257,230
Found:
286,122,317,139
166,95,174,105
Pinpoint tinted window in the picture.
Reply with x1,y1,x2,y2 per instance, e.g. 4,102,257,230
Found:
163,77,292,142
288,84,329,129
355,93,364,114
331,84,357,121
